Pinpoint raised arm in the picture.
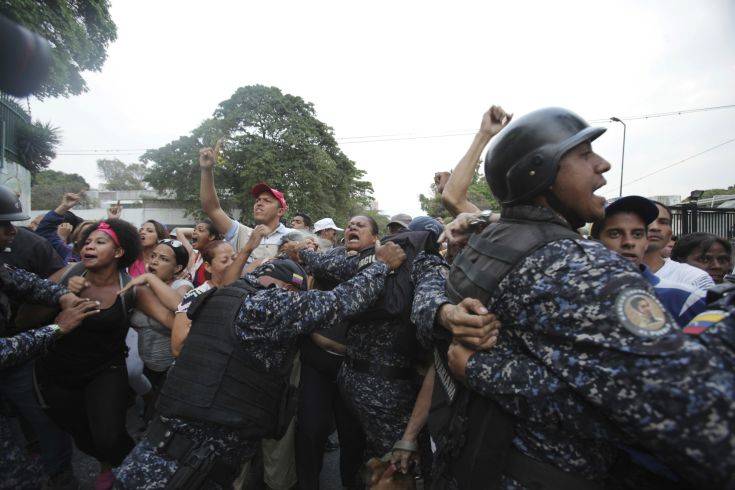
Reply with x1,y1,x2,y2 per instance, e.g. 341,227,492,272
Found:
237,242,406,342
135,285,175,329
223,225,268,285
199,141,234,236
442,106,512,217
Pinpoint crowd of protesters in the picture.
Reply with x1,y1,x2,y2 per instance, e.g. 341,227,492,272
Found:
1,104,734,490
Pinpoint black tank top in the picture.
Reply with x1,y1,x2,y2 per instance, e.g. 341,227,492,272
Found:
41,296,129,383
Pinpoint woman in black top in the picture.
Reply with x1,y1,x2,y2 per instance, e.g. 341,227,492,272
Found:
36,219,175,489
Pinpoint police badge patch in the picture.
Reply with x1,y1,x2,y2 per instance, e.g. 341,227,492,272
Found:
615,289,671,338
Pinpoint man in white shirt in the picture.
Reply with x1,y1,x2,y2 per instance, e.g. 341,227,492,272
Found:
199,145,292,263
642,201,714,290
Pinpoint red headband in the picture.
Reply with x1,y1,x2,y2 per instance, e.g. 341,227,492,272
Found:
97,221,121,246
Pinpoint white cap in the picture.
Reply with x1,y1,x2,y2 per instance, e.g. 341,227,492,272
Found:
313,218,343,233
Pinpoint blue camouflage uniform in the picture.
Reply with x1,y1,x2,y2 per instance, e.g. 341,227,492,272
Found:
411,238,735,488
0,265,69,489
114,260,391,489
299,248,434,460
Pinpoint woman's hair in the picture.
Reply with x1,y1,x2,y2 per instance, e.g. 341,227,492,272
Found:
201,240,229,264
79,218,142,270
157,239,190,269
671,233,732,262
144,219,168,241
197,219,223,240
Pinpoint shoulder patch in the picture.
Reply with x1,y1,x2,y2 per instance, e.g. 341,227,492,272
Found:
615,289,671,338
683,310,727,336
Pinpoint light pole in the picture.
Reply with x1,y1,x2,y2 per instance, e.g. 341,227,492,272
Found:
610,117,626,197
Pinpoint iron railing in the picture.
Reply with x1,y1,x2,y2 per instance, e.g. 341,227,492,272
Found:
671,205,735,239
0,93,31,167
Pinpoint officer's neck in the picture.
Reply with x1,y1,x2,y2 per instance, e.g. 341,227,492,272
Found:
531,195,583,229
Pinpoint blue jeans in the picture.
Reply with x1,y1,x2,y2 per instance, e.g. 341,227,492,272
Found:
0,361,73,476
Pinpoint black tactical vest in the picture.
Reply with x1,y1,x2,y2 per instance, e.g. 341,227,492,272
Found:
156,280,290,438
430,205,580,489
354,230,437,361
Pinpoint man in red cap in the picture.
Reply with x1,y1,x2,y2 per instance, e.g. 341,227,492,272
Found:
199,145,293,265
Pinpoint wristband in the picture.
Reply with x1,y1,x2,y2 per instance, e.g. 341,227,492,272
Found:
392,440,418,452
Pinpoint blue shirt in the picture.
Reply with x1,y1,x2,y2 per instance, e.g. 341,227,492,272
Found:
640,264,707,326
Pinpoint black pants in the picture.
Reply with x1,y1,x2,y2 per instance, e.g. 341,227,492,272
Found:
142,366,168,423
295,340,365,489
39,363,134,466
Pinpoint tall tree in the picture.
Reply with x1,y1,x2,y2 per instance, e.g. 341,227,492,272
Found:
97,159,147,190
143,85,373,224
31,169,91,209
0,0,117,98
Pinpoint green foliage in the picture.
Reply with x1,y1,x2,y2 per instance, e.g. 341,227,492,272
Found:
419,169,498,218
143,85,374,224
698,186,735,199
31,169,91,210
0,0,117,98
97,159,147,190
15,121,61,173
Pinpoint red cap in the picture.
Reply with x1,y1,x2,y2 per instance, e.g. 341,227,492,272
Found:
251,182,288,210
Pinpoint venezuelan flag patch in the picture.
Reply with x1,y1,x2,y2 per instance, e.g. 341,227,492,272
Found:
683,310,727,335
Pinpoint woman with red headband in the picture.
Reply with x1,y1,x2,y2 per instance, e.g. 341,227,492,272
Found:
35,219,177,490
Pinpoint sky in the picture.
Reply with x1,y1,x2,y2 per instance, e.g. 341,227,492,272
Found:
30,0,735,218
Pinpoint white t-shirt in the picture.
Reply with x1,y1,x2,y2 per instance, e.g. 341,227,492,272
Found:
225,219,293,262
655,258,715,291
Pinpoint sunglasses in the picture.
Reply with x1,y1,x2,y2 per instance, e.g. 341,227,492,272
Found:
159,238,183,248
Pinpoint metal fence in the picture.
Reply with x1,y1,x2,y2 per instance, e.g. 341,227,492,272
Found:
671,205,735,239
0,93,31,165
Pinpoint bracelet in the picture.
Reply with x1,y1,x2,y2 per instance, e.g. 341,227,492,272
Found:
392,440,418,452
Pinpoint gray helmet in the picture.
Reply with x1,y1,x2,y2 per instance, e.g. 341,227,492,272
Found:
0,185,29,221
484,107,606,205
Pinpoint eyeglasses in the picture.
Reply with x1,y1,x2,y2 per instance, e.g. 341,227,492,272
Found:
159,239,183,248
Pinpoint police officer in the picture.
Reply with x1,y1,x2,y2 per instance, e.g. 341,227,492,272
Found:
411,108,735,488
286,215,444,479
113,241,407,489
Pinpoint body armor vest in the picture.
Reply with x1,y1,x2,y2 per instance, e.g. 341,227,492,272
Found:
430,205,579,489
156,280,290,439
355,230,437,361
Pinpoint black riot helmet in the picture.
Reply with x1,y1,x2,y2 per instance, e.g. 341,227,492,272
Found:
0,184,29,221
484,107,606,205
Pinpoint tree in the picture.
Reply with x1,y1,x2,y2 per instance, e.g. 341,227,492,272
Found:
15,121,61,173
97,159,147,190
419,169,498,219
143,85,374,224
0,1,117,98
31,169,91,210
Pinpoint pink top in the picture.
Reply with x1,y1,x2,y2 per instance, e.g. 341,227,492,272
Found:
128,257,146,277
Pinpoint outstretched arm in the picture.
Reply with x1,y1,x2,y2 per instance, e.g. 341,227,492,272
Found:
442,105,512,216
199,140,234,236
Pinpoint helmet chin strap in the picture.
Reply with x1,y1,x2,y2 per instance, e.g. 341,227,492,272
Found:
543,188,585,230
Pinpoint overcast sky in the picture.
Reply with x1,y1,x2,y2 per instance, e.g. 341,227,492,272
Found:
31,0,735,218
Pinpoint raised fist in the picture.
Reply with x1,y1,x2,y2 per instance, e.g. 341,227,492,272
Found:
479,105,513,137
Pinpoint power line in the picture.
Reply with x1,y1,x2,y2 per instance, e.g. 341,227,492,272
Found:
55,103,735,154
623,137,735,185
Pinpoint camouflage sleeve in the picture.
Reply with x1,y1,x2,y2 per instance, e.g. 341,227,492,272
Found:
235,261,389,343
299,248,357,284
684,308,735,370
1,265,69,306
410,251,450,348
0,325,57,369
495,239,735,486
